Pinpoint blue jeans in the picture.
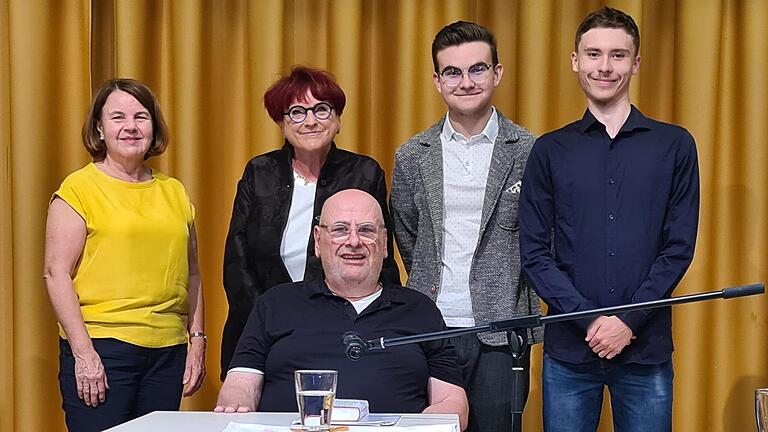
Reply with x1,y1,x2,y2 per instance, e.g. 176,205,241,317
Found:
59,338,186,432
449,332,531,432
542,353,673,432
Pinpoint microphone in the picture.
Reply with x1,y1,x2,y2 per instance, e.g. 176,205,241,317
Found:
342,332,370,361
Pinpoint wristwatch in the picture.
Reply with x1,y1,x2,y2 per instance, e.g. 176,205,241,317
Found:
190,331,207,342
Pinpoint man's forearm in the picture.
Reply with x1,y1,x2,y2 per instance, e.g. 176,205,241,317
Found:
425,378,468,431
214,372,263,413
423,397,468,431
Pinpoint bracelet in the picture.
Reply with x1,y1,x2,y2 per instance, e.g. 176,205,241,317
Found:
190,331,207,341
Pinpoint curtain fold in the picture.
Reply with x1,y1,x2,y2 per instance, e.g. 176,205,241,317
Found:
0,1,13,431
1,1,766,430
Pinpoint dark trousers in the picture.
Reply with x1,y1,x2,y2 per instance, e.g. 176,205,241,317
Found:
59,338,186,432
449,332,531,432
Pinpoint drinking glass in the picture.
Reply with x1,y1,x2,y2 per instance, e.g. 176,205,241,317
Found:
294,370,338,431
757,389,768,432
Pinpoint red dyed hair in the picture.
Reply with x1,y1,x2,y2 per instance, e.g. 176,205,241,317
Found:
263,66,346,123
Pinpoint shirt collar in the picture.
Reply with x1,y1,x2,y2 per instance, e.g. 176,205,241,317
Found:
441,107,499,144
307,279,406,306
577,104,653,134
307,278,336,299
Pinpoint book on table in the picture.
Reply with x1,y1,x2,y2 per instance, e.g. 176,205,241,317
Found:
330,399,400,426
331,399,369,421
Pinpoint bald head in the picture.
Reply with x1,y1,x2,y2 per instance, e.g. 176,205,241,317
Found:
319,189,384,226
314,189,387,294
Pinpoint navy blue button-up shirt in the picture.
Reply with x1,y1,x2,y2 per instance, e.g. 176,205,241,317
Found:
519,106,699,366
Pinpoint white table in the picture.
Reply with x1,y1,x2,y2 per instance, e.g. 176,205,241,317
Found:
106,411,459,431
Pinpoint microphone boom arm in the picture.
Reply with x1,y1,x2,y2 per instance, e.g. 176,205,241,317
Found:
349,283,764,352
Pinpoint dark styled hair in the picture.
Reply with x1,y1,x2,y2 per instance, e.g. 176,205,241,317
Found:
575,7,640,55
263,66,347,123
82,78,169,162
431,21,498,73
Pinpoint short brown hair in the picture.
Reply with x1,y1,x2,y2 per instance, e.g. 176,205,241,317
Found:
432,21,498,73
263,66,346,123
82,78,170,161
575,7,640,55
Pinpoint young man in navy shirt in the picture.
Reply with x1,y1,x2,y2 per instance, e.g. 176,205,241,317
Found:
520,7,699,432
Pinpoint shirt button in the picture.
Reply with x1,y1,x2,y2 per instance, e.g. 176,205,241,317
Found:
610,288,615,293
430,285,437,294
609,178,615,184
609,251,615,256
608,213,615,220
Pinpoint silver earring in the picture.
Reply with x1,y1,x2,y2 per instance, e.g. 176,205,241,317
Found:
98,131,104,140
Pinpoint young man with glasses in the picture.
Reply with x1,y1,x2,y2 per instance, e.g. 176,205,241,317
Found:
390,20,542,432
519,7,699,431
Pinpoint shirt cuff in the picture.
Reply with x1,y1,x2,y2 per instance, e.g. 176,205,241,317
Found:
228,367,264,376
617,310,648,334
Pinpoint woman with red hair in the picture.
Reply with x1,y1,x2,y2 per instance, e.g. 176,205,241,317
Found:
220,67,400,379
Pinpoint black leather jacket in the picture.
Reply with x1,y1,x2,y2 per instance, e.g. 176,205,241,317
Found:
220,142,400,378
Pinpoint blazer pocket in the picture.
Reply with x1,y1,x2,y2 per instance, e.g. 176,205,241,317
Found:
496,187,521,231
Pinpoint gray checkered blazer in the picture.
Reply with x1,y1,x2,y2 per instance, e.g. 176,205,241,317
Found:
390,112,543,346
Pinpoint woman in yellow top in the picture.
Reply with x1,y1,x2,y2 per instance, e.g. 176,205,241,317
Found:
43,78,205,431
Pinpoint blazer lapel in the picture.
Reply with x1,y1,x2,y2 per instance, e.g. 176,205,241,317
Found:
479,114,521,236
416,120,445,254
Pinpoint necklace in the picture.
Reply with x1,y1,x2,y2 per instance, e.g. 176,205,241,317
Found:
293,168,316,186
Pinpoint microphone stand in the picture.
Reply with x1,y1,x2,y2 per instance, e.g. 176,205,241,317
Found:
343,283,764,432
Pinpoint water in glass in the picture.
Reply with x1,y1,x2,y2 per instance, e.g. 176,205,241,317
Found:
294,370,338,431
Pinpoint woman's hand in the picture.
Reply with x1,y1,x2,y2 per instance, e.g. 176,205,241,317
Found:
74,348,109,407
183,338,206,396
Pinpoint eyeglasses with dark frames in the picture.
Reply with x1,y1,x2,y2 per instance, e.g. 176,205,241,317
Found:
283,102,334,124
439,62,495,87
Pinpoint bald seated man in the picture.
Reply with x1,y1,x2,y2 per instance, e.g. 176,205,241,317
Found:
215,189,468,430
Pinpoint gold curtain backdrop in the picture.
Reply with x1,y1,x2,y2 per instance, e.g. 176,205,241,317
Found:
1,0,766,430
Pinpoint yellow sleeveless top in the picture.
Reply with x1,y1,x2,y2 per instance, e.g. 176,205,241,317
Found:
54,163,195,348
